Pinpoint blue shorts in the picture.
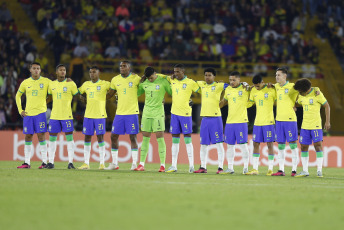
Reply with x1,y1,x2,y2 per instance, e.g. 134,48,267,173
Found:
200,117,223,145
169,114,192,135
83,118,106,136
275,121,298,143
111,114,139,135
253,125,275,143
224,123,248,145
23,112,47,134
49,119,74,133
300,129,323,145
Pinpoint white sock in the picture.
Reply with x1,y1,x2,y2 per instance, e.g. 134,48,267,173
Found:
99,144,105,165
48,140,57,164
40,141,48,164
111,149,118,165
227,144,235,170
24,142,32,165
216,143,224,168
316,152,323,172
268,157,274,171
253,153,260,170
84,143,91,165
291,148,299,171
67,141,75,163
171,142,180,168
200,145,208,168
278,149,285,172
239,144,249,169
185,143,194,167
132,149,138,164
301,156,309,172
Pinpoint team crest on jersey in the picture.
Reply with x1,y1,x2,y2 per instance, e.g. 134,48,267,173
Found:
156,85,160,90
40,83,44,88
285,89,289,94
211,86,215,91
96,86,101,91
63,87,67,92
182,83,187,89
129,82,133,88
264,93,268,98
309,99,313,104
238,91,243,96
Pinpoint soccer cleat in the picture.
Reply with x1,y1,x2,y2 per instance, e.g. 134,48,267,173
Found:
68,163,76,169
46,163,54,169
295,171,309,177
165,166,177,173
291,171,297,177
220,168,234,174
266,170,273,176
194,167,207,173
78,163,90,170
189,166,195,173
38,162,47,169
271,170,285,176
130,163,137,171
245,169,259,175
317,171,323,178
216,167,224,174
105,163,119,170
17,163,30,169
99,164,105,170
134,164,145,171
158,165,165,172
242,168,248,174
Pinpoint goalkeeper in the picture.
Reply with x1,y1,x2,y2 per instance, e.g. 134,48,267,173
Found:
133,67,172,172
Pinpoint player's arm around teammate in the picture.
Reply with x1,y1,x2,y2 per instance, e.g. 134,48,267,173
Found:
293,78,330,178
16,62,50,169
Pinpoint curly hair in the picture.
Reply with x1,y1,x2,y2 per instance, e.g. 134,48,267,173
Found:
294,78,312,93
204,67,216,76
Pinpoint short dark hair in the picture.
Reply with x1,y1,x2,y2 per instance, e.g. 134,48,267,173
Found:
174,63,185,71
204,67,216,76
30,62,41,68
144,66,155,77
90,66,99,70
229,71,240,78
56,64,66,71
294,78,311,93
276,67,288,74
120,60,131,66
252,74,263,84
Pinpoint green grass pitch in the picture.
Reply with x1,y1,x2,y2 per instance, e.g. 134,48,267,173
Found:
1,161,344,230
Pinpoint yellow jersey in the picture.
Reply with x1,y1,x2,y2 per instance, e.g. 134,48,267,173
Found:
297,88,327,130
78,80,110,119
224,84,253,124
249,85,276,126
197,81,225,117
48,79,78,120
168,76,200,116
110,73,141,115
275,81,298,121
16,76,51,116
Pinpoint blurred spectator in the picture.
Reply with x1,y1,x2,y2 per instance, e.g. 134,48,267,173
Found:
0,2,12,22
105,41,120,58
73,41,90,58
115,4,130,19
119,17,134,33
0,99,6,129
302,58,316,78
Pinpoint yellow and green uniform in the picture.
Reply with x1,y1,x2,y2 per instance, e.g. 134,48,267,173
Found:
197,81,225,117
275,81,298,121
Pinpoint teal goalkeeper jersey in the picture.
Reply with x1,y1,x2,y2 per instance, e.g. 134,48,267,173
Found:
138,76,172,118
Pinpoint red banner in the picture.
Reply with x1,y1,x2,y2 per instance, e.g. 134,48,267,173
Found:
1,131,343,167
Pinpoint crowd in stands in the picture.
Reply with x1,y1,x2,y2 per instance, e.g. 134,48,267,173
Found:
19,0,324,78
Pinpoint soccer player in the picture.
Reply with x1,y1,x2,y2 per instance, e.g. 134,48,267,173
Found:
193,68,226,174
219,71,253,174
16,62,50,169
293,78,330,178
45,64,79,169
77,66,110,170
246,74,276,175
106,61,141,170
271,67,299,176
165,64,200,173
134,67,172,172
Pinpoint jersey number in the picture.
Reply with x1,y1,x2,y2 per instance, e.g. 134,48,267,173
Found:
233,97,236,103
90,92,94,98
57,93,61,99
40,122,45,129
32,90,38,96
98,124,103,130
305,105,308,111
66,121,72,128
259,100,263,106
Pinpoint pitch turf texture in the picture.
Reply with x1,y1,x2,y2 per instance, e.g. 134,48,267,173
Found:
1,161,343,230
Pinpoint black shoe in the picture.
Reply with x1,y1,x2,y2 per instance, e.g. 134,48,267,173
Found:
38,162,47,169
46,163,55,169
68,163,75,169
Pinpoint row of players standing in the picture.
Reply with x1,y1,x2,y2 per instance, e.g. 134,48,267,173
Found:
15,61,330,177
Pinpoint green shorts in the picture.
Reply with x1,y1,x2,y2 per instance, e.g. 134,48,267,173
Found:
141,116,165,132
